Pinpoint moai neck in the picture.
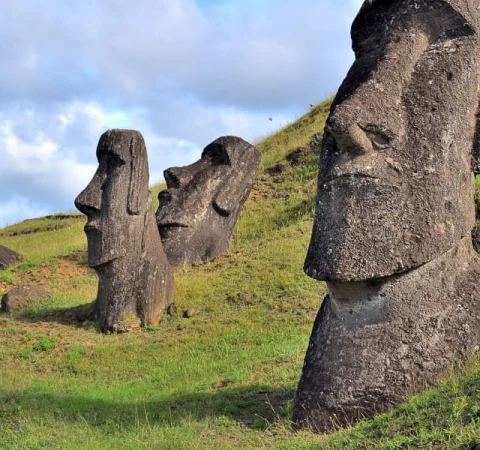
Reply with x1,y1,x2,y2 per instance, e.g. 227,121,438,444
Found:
94,258,137,332
94,210,172,333
293,236,480,431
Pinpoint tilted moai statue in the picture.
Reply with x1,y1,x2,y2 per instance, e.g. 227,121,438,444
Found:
75,129,174,332
294,0,480,431
156,136,261,267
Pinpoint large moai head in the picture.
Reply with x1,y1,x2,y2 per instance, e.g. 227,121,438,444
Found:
75,130,151,267
305,0,480,282
294,0,480,432
156,136,261,267
75,129,174,332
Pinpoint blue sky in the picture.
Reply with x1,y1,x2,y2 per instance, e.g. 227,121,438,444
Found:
0,0,363,226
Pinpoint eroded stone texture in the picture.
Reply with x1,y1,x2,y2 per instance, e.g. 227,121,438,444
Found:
156,136,260,267
75,129,174,332
0,245,21,270
1,285,50,312
294,0,480,432
295,238,480,431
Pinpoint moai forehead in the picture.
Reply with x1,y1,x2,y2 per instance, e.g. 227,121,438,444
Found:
358,0,478,22
96,129,147,170
97,129,150,216
353,0,479,45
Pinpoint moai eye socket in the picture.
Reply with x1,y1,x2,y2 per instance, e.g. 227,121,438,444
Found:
359,124,395,151
202,143,231,166
105,151,126,171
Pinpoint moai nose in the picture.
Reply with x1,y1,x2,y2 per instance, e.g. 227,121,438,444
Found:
325,116,373,156
164,168,181,188
74,170,102,215
164,166,195,188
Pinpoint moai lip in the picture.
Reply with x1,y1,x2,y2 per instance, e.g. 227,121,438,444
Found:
294,0,480,432
156,136,260,267
75,129,174,333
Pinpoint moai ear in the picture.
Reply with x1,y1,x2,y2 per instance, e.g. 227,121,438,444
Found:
213,144,261,217
213,168,256,217
128,135,148,215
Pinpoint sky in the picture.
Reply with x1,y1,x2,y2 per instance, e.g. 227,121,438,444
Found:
0,0,363,227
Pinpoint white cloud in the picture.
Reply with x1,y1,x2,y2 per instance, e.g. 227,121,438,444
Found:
0,0,361,226
0,198,50,229
1,122,58,172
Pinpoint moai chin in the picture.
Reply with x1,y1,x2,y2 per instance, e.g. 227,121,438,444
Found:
294,0,480,431
75,129,174,333
156,136,261,267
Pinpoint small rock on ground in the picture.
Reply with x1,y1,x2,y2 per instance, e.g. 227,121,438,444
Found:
1,285,50,312
183,308,197,318
0,245,21,270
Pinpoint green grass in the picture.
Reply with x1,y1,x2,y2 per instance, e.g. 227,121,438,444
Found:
0,97,480,449
256,100,331,170
0,216,86,262
151,182,166,212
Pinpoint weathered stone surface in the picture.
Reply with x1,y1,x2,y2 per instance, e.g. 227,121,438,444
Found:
295,238,480,431
75,129,174,333
294,0,480,432
0,245,21,270
156,136,260,267
166,302,177,317
1,285,50,312
306,0,479,281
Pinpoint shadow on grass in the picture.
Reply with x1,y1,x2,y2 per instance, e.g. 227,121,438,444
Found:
0,384,295,430
13,301,95,326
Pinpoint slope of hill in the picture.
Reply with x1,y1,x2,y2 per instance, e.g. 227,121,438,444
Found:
1,98,480,449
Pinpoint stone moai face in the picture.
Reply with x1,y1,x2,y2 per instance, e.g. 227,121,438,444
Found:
75,129,150,267
305,0,480,282
293,0,480,432
75,129,174,332
156,136,260,267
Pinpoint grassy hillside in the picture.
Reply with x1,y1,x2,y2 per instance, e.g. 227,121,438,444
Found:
1,98,480,449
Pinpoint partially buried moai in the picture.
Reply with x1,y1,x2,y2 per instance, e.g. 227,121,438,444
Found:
156,136,260,267
294,0,480,431
75,129,174,333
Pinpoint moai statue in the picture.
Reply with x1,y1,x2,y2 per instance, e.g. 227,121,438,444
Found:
294,0,480,431
156,136,261,267
75,129,174,332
